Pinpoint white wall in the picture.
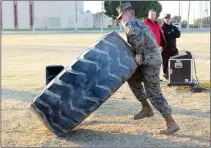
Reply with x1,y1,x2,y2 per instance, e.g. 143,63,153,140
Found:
34,1,84,28
94,14,110,28
34,1,75,17
68,17,75,28
108,17,112,26
17,1,30,29
66,13,94,28
2,1,14,29
77,1,84,13
77,13,94,28
2,1,115,29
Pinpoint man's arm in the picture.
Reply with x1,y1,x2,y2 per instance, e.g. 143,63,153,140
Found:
126,26,145,54
125,25,147,65
170,25,181,38
158,23,167,49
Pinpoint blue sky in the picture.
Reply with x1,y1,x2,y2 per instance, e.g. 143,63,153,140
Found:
84,1,210,23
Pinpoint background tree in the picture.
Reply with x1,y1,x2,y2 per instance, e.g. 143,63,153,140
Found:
181,20,187,28
193,16,210,26
157,18,163,24
95,12,105,15
104,1,162,20
172,16,182,23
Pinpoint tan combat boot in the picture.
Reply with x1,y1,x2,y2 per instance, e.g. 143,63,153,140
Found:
134,100,154,120
158,115,180,135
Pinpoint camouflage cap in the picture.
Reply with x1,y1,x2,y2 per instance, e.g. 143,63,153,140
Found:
116,2,133,20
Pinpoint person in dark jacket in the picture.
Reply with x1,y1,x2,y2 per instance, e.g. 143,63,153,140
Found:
161,14,181,80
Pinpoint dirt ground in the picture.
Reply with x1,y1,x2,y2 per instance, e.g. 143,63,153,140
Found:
1,32,210,147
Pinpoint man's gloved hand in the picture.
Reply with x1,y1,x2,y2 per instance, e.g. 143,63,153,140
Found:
135,54,143,66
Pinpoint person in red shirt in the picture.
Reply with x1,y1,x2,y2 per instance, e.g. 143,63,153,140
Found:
144,9,167,51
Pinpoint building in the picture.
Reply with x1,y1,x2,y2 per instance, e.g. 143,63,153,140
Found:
93,14,112,28
34,1,84,29
76,12,94,28
2,1,85,29
2,1,115,30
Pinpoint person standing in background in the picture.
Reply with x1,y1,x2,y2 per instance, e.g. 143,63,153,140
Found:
161,14,181,80
144,9,167,52
144,9,167,81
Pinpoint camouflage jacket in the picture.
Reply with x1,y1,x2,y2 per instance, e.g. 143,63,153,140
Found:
124,17,162,66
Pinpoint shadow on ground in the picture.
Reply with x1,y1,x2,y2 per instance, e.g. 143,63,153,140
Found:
2,88,210,147
2,88,210,119
2,88,37,101
56,128,206,147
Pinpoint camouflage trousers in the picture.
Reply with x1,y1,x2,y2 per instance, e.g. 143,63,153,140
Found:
127,65,172,117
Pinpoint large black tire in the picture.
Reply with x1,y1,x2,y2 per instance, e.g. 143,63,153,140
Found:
30,31,137,136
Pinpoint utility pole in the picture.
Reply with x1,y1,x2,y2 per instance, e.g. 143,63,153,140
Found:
201,1,204,29
187,1,191,31
205,1,208,29
75,1,78,32
205,1,208,18
119,1,122,32
32,1,35,35
198,1,200,28
101,1,103,34
193,1,196,26
199,1,202,29
0,1,2,32
179,1,181,23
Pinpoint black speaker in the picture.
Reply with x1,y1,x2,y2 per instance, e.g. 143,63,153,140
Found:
168,51,194,86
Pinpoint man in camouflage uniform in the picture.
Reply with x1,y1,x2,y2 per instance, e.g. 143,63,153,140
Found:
116,2,180,135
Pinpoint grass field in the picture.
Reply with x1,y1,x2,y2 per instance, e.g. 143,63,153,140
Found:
1,32,210,147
